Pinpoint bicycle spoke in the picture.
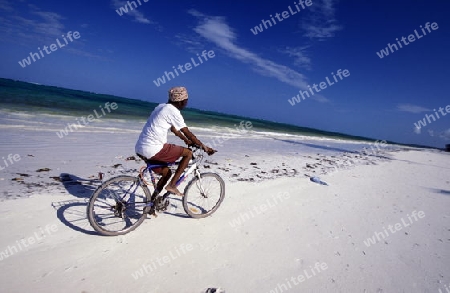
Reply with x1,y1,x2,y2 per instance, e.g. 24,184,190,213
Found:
87,176,151,236
183,173,225,218
88,154,225,234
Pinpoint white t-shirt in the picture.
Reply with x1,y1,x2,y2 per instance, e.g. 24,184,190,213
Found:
135,103,187,158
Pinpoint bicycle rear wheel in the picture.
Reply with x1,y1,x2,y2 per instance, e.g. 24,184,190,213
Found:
87,175,152,236
183,173,225,218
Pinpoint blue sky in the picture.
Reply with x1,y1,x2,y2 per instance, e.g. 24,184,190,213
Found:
0,0,449,148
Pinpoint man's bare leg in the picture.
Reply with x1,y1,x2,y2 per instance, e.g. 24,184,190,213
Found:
165,148,192,196
152,167,171,200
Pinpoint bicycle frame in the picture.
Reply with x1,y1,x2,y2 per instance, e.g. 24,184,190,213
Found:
142,160,200,189
137,147,207,206
87,146,224,236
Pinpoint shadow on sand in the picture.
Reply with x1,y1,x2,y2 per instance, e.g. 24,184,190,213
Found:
51,173,191,236
51,173,102,236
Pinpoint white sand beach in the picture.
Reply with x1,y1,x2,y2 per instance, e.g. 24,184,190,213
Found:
0,111,449,293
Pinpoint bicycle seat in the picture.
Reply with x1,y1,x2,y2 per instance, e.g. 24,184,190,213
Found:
146,159,168,166
137,154,181,168
136,154,163,165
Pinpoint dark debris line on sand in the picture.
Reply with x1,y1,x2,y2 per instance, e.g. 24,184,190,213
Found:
5,149,393,199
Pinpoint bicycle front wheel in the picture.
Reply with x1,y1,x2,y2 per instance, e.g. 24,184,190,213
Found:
183,173,225,218
87,175,152,236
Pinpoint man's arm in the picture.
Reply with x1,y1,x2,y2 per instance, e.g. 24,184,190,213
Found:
170,126,191,145
180,127,216,155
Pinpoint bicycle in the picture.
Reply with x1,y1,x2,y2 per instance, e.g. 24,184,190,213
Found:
87,145,225,236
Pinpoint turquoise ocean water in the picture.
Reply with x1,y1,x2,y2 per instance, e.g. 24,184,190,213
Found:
0,78,378,143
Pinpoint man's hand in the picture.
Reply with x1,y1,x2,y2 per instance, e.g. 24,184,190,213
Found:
202,145,216,156
180,127,216,155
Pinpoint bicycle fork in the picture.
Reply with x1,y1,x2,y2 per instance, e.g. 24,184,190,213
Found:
194,169,208,197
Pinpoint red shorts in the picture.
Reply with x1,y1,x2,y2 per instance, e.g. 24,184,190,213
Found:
151,144,184,162
148,144,184,174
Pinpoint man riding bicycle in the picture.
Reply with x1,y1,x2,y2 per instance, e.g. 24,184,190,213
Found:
135,86,215,198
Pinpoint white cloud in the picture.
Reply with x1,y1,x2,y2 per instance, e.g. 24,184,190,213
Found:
188,9,310,90
397,104,431,113
30,10,65,36
279,46,312,70
174,33,206,54
301,0,343,39
0,2,104,60
0,0,13,12
440,129,450,140
0,3,66,44
414,126,421,134
312,95,330,103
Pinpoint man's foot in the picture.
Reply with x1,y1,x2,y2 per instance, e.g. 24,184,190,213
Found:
147,205,157,217
165,185,184,197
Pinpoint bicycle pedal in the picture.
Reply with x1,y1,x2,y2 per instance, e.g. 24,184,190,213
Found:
155,197,170,212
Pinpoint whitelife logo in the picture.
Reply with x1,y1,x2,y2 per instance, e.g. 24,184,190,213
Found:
376,22,439,59
55,102,118,138
152,50,216,87
363,210,425,247
288,69,350,106
115,0,149,16
0,153,21,171
18,31,81,68
250,0,313,35
268,262,328,293
206,121,253,148
0,224,58,261
228,192,290,229
131,243,194,280
413,104,450,134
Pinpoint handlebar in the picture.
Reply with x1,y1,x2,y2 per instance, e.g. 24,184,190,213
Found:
188,144,202,150
188,144,217,155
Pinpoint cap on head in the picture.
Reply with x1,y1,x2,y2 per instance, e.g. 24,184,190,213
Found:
168,86,188,102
